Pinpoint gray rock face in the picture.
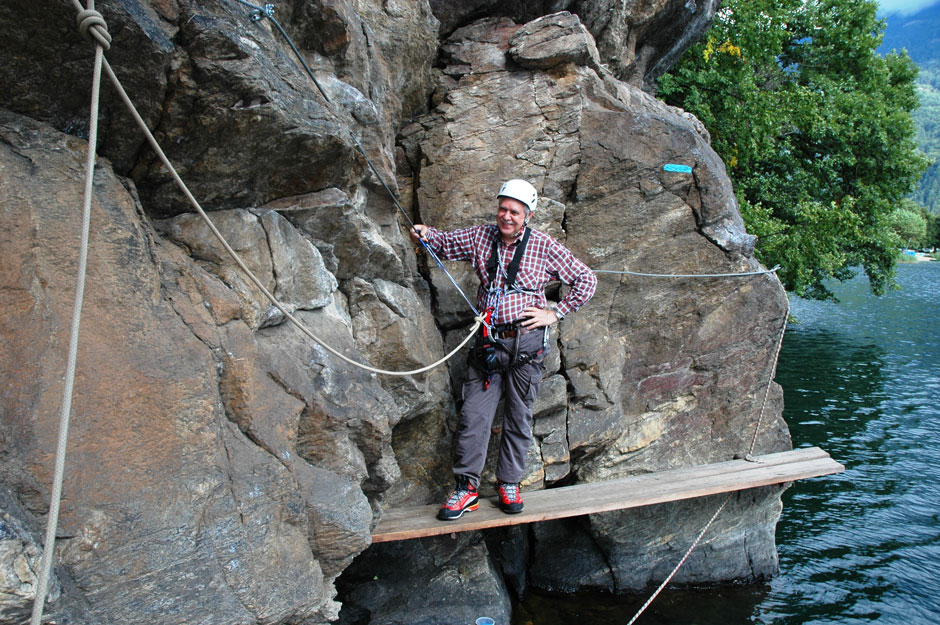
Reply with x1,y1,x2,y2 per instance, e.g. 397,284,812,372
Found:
0,2,795,624
429,0,719,90
336,533,512,625
509,11,603,72
390,10,790,596
0,487,59,624
0,110,348,624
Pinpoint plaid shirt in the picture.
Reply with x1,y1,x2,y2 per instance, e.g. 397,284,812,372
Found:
425,224,597,325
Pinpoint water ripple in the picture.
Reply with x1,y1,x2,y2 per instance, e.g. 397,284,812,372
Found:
767,262,940,625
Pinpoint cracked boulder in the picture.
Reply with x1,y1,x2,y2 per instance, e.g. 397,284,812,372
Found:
0,0,439,218
336,533,512,625
0,109,377,624
429,0,719,90
156,207,338,329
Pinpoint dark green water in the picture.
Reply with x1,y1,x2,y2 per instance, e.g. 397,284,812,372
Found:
515,261,940,624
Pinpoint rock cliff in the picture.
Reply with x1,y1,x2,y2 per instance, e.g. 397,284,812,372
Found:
0,1,789,624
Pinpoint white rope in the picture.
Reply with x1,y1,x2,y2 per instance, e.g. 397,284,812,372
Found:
746,295,790,457
30,5,104,624
625,492,733,625
595,264,780,278
98,56,480,376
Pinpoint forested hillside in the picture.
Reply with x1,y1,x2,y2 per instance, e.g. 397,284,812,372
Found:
911,63,940,213
881,3,940,215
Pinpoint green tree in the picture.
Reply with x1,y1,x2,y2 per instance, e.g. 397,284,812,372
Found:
927,212,940,249
890,200,928,248
659,0,928,298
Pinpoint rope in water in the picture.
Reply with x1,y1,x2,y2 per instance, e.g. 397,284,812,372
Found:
29,6,106,625
623,293,790,625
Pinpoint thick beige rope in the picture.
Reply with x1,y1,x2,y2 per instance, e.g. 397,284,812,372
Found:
29,7,105,625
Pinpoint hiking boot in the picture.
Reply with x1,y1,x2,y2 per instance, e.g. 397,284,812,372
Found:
497,481,524,514
438,475,479,521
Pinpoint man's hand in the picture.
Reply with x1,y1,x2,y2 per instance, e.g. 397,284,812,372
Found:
409,224,429,245
520,306,558,329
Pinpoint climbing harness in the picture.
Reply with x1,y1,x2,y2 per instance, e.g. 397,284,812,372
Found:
473,227,546,389
484,226,533,313
469,322,545,390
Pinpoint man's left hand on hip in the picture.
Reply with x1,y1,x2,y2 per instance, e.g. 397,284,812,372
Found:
520,306,558,329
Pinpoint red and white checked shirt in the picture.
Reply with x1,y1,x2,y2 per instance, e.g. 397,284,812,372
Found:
425,224,597,325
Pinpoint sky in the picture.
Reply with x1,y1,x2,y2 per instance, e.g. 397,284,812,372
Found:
878,0,940,15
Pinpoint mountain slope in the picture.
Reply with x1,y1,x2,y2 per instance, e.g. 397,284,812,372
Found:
881,2,940,212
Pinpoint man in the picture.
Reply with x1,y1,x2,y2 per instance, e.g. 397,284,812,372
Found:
410,179,597,520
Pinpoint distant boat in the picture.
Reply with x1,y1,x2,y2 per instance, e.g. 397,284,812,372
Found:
901,249,935,261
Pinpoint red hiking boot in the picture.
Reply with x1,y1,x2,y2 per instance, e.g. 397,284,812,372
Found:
497,481,524,514
438,475,479,520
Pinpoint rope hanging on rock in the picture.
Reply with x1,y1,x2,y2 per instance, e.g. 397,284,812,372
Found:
32,6,483,616
101,54,485,376
595,264,781,279
29,5,105,625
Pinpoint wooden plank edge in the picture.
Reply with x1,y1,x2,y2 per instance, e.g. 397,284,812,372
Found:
372,456,844,543
375,447,835,527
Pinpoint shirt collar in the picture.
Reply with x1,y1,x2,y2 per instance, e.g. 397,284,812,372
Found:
500,225,526,246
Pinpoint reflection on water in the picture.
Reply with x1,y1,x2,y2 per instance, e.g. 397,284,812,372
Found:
761,262,940,625
515,262,940,624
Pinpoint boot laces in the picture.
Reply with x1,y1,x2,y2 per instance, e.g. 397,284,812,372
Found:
447,479,473,507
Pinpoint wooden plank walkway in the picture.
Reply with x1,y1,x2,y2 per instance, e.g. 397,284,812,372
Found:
372,446,844,543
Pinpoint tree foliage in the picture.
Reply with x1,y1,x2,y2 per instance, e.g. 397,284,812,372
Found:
890,200,928,248
658,0,929,298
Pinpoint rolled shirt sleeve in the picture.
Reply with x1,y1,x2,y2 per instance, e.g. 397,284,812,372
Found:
547,241,597,318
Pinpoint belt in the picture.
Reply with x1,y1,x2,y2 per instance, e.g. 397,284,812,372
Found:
490,323,537,340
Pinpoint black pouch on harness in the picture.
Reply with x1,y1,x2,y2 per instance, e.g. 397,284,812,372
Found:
470,334,502,373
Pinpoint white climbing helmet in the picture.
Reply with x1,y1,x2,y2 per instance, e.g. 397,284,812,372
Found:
497,179,538,214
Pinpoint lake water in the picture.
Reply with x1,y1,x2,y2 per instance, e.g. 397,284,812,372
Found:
515,261,940,624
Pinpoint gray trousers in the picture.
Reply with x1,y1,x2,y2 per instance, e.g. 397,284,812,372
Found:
454,328,546,487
